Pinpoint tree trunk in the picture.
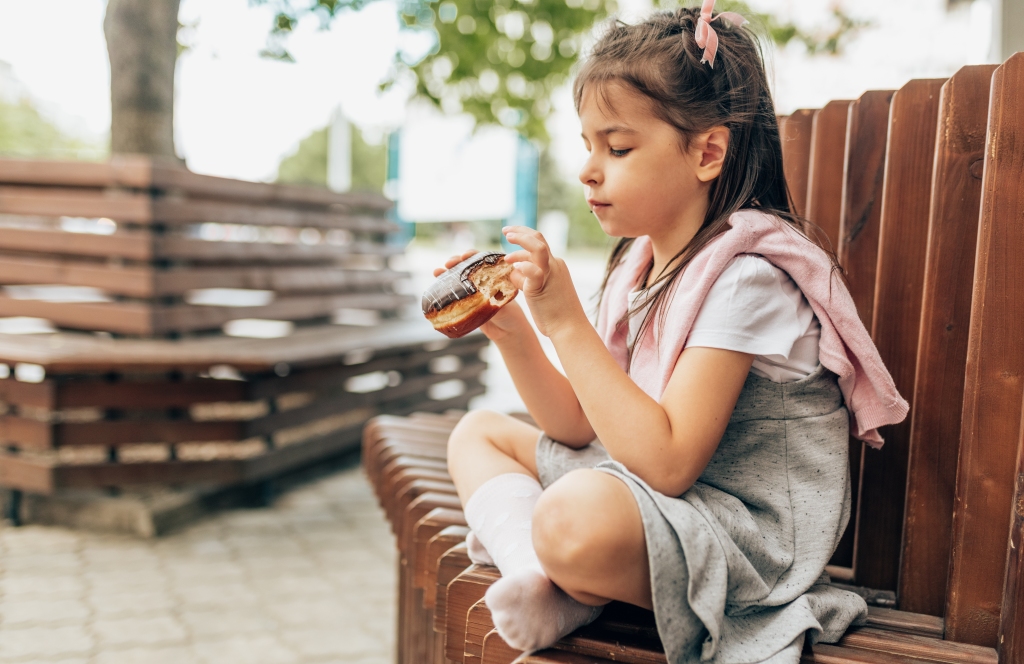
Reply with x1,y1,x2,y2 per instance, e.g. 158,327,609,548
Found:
104,0,181,157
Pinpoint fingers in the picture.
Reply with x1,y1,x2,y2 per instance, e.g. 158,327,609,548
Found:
434,249,480,277
513,261,546,282
503,227,550,271
444,250,478,269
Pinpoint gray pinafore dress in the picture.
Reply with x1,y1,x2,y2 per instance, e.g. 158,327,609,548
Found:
535,365,868,664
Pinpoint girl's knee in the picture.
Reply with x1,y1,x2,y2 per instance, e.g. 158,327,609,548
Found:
533,470,617,573
448,409,502,454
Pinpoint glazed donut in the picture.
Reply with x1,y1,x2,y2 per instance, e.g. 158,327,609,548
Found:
422,252,518,338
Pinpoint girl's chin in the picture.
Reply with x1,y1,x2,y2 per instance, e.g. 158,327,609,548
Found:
595,215,628,238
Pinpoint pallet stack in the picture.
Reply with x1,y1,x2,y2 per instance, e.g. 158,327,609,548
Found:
0,156,487,497
366,53,1024,663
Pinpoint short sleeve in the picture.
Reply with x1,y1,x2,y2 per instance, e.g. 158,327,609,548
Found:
685,255,810,359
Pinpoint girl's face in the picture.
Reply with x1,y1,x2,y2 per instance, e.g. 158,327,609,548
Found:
578,82,711,242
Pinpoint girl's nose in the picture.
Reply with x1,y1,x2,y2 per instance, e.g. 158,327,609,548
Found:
578,156,602,187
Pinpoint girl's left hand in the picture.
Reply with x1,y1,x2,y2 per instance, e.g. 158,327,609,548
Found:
503,226,586,338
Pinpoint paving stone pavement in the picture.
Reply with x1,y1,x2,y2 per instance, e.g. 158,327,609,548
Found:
0,466,398,664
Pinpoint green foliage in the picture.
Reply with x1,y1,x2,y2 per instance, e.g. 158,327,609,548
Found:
276,127,329,186
250,0,612,142
250,1,869,144
0,99,106,160
404,0,614,142
276,124,388,192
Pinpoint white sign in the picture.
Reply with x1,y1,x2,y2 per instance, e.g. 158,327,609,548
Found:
397,113,518,222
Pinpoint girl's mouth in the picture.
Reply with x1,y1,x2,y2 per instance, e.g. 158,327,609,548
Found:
587,199,610,211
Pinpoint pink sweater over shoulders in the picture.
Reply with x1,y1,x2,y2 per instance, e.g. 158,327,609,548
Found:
596,209,908,447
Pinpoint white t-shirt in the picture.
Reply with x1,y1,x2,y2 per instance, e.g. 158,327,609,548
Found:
626,255,821,383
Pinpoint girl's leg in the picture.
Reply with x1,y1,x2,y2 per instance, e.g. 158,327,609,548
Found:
447,411,602,651
532,469,652,609
446,409,541,504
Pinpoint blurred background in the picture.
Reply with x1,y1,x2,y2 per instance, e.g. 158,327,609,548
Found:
0,1,1020,662
2,0,1012,412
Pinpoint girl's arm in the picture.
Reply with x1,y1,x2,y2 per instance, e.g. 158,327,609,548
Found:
550,323,752,495
431,251,595,447
490,304,596,447
503,228,753,496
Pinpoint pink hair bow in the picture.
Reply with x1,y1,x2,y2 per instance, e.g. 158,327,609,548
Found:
694,0,748,68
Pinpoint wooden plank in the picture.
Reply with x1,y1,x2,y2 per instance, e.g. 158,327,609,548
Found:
946,51,1024,648
0,378,56,409
899,65,997,616
56,379,247,409
151,197,395,231
0,452,55,494
0,254,407,298
806,100,853,251
152,292,415,334
446,565,501,663
0,254,154,298
248,336,487,398
780,109,816,217
0,318,464,373
245,363,485,437
0,155,152,190
149,162,393,211
424,526,470,608
54,419,242,447
0,156,393,211
0,292,414,335
152,266,409,296
0,416,52,449
0,185,152,223
153,235,400,263
0,296,154,335
855,79,945,595
832,91,893,579
11,338,477,410
838,89,894,328
1,386,479,492
837,627,997,663
0,227,152,261
998,407,1024,662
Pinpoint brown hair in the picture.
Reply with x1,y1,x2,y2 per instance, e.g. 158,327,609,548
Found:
575,7,836,361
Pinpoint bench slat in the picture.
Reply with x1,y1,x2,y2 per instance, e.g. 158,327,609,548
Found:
946,50,1024,648
837,89,894,590
806,100,852,252
899,64,997,617
780,109,817,217
861,77,946,598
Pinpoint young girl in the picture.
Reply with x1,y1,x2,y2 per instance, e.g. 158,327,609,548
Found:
436,4,908,662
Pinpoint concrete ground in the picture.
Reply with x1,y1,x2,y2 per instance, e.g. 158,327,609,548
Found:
0,467,397,664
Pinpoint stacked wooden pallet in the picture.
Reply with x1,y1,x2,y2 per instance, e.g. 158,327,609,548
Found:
365,53,1024,662
0,155,410,335
0,156,488,497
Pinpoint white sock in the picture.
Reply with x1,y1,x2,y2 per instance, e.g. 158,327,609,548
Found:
466,530,495,566
463,473,602,652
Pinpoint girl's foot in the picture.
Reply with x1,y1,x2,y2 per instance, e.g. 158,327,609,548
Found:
485,568,603,652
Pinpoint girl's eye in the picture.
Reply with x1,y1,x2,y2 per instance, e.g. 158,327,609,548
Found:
610,148,631,157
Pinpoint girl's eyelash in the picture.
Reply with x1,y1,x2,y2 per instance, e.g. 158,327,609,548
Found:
610,148,631,157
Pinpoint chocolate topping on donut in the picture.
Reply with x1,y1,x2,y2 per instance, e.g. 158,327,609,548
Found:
421,252,506,314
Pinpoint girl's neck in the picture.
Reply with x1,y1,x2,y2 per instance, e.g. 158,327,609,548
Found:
644,194,710,288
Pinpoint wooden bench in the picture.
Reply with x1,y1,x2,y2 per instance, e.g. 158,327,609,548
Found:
0,157,488,509
364,53,1024,663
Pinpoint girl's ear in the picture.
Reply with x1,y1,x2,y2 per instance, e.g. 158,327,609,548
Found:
693,126,730,182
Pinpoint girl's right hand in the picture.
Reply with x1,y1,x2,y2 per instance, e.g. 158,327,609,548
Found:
432,250,527,343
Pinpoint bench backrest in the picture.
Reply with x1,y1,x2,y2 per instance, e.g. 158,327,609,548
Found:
784,54,1024,651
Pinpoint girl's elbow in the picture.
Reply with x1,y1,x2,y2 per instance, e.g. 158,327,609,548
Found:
644,472,695,497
